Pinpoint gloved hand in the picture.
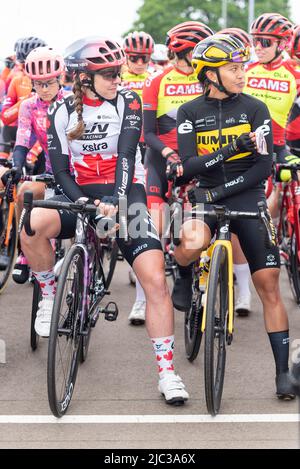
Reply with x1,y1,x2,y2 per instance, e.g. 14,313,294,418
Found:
165,151,183,179
188,186,224,205
0,166,22,186
233,133,256,153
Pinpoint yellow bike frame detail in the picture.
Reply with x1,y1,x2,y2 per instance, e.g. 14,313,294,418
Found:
201,239,234,334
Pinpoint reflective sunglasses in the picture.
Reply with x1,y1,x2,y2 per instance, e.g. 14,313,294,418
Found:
97,67,121,81
253,37,278,48
128,55,150,64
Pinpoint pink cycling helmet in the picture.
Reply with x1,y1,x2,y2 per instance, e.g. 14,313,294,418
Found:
25,46,65,79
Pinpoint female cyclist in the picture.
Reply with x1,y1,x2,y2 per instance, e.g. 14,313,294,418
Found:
143,21,214,314
0,46,67,283
20,37,189,406
175,33,295,400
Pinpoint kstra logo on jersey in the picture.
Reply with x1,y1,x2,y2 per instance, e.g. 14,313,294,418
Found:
247,77,290,93
164,83,202,96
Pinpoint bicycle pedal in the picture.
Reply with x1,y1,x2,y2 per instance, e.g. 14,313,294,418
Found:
103,301,119,321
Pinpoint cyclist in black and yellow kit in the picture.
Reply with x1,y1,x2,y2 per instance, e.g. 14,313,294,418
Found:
174,34,296,400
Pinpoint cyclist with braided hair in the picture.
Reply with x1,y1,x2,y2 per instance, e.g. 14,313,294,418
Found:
20,37,189,405
175,33,296,400
0,37,46,159
142,21,214,313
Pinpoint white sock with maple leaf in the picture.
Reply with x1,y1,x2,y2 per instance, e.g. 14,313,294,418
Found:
32,269,56,298
151,335,175,378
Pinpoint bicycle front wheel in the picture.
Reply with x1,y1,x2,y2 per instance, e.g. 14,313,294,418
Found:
47,245,84,417
204,244,229,416
184,266,203,362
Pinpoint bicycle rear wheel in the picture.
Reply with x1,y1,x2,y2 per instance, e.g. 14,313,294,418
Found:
289,231,300,304
0,199,17,294
47,245,84,417
204,244,229,416
30,279,42,351
184,265,203,362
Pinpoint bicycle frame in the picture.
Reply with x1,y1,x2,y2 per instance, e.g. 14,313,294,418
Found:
279,179,300,263
201,220,234,336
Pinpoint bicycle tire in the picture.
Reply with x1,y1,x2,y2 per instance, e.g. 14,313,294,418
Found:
0,201,17,294
184,269,204,362
289,231,300,304
103,239,119,289
30,279,41,351
47,245,84,417
204,244,229,416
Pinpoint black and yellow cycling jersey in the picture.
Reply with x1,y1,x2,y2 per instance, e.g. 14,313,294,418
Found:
177,92,273,194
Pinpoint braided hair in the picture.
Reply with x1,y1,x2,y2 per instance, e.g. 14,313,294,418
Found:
67,74,85,141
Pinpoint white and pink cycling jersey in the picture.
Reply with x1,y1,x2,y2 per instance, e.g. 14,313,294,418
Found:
16,89,70,172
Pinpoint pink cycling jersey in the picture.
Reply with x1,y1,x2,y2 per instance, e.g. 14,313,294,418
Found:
16,89,69,172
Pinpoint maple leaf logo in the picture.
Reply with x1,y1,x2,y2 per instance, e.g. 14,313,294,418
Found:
164,339,171,344
129,99,140,111
163,351,173,361
156,355,162,361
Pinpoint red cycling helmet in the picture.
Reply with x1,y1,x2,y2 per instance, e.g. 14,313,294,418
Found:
251,13,293,39
166,21,214,53
25,47,65,80
123,31,154,55
64,37,126,73
218,27,252,48
288,25,300,59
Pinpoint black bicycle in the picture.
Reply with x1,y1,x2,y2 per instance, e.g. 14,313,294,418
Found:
23,191,123,417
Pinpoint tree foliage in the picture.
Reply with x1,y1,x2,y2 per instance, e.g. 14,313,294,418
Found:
125,0,291,42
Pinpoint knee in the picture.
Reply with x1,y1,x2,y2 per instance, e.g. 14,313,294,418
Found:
143,269,169,299
255,272,281,303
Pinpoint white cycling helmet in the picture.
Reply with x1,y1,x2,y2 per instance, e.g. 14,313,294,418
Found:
151,44,168,62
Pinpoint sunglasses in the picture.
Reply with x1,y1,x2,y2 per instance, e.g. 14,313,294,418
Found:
253,37,278,48
128,55,150,64
97,68,121,81
33,79,59,89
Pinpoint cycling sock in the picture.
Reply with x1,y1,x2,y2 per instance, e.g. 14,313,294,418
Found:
268,330,290,375
135,276,146,302
234,263,251,298
177,263,192,278
32,269,56,298
151,335,175,378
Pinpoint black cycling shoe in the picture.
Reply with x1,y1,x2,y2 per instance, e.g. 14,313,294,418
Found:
276,371,296,400
0,253,10,271
171,276,193,311
12,261,30,284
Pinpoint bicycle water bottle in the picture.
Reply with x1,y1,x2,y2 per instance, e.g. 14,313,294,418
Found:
199,244,213,292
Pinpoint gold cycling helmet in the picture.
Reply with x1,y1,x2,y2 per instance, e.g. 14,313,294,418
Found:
192,33,250,77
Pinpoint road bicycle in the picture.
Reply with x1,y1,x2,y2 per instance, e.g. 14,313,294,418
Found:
185,202,274,415
276,163,300,304
22,191,122,417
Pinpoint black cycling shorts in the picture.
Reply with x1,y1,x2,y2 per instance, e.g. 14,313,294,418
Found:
202,189,280,274
52,183,162,266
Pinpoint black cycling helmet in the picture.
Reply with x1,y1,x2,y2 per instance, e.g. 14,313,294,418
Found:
16,37,47,63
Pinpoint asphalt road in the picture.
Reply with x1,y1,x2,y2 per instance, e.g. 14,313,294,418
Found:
0,258,299,449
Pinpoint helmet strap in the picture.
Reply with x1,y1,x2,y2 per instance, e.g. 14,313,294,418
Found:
206,69,233,97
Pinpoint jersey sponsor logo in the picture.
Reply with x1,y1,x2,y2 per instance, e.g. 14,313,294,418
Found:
205,116,216,126
178,120,193,134
247,77,290,93
123,81,144,90
226,117,235,124
255,119,271,136
83,123,109,140
82,142,108,152
117,158,129,196
196,123,251,158
205,153,224,168
164,83,202,96
225,175,244,188
125,114,141,121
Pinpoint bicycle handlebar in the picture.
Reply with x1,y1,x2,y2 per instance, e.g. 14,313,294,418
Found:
191,201,275,248
22,191,127,241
